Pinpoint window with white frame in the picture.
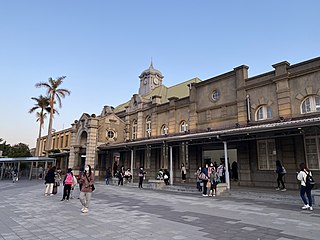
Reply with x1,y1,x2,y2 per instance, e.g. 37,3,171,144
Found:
256,105,272,121
179,121,188,132
107,130,115,139
145,116,151,137
161,124,168,135
305,136,320,170
132,120,137,140
257,139,277,170
301,95,320,114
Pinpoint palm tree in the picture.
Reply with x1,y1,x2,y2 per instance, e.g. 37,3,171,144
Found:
29,95,50,156
35,76,71,155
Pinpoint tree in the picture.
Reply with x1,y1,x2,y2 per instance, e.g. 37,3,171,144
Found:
29,95,50,156
8,143,32,158
0,138,10,157
35,77,71,155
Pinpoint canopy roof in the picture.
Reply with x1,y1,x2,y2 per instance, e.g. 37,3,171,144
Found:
0,157,55,163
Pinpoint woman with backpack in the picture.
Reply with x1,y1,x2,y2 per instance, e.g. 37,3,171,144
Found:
297,163,313,211
79,164,94,213
61,168,73,201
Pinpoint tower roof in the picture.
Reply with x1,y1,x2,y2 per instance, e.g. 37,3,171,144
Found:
139,62,164,78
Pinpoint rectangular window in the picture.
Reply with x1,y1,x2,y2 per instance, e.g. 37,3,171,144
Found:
305,137,320,170
60,136,64,148
257,139,276,170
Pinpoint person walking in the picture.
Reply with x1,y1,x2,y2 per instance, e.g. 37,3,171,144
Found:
105,167,111,185
297,163,313,211
209,167,218,196
61,168,73,201
201,165,209,197
44,166,56,196
79,165,94,213
275,160,286,191
138,167,145,188
163,169,170,185
181,163,186,183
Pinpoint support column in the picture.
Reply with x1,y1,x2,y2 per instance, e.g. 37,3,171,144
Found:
29,162,33,180
223,141,230,190
169,146,173,185
0,162,4,180
131,149,134,182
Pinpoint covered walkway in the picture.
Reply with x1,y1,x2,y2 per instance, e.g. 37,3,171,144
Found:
0,157,56,180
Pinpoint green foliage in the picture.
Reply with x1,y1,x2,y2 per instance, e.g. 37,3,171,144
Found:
0,139,31,158
0,138,11,157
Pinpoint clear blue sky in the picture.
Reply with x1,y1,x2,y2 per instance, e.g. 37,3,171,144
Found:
0,0,319,149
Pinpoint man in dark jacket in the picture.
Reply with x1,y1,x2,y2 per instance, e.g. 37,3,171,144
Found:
44,166,56,196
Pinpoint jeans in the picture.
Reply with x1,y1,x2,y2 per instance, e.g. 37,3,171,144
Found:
105,177,110,185
80,191,92,208
202,180,208,195
62,184,72,200
300,185,312,206
277,174,285,189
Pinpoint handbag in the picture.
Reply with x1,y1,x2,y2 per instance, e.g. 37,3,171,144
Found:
85,174,95,192
199,172,208,180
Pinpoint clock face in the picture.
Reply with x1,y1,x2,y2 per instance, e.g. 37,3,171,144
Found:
153,78,159,84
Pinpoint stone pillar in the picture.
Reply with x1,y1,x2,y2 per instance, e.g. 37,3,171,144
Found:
137,111,144,139
168,97,178,134
86,117,99,169
68,122,78,169
234,65,249,125
272,61,292,119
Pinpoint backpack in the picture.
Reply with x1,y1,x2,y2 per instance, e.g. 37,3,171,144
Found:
65,173,73,185
305,171,315,189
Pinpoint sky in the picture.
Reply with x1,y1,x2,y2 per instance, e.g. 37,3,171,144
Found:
0,0,319,149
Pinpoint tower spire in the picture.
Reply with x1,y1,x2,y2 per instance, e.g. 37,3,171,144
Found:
150,57,154,69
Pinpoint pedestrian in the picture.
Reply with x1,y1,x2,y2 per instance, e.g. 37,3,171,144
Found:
79,164,95,213
105,167,111,185
44,166,56,196
231,161,238,181
77,168,84,192
61,168,73,201
118,166,124,186
163,169,170,185
70,173,78,199
138,167,145,188
194,167,202,192
201,165,209,197
217,162,225,183
275,160,286,191
181,163,186,183
297,163,313,211
209,167,218,197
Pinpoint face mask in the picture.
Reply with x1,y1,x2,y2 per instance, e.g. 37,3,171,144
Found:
85,167,89,171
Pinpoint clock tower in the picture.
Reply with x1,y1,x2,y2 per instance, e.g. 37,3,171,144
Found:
138,62,164,96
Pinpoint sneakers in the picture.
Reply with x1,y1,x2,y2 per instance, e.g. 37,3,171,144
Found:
281,188,287,192
309,206,313,211
302,204,310,210
202,194,208,197
275,188,280,191
81,208,88,213
60,199,64,201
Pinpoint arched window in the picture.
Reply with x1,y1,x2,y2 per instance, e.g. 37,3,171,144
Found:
161,124,168,135
301,95,320,114
145,116,151,137
132,120,137,140
256,105,272,121
179,121,188,132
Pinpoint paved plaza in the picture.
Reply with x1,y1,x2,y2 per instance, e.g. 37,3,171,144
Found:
0,180,319,240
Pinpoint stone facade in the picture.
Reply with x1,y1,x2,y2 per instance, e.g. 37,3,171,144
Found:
36,57,320,189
